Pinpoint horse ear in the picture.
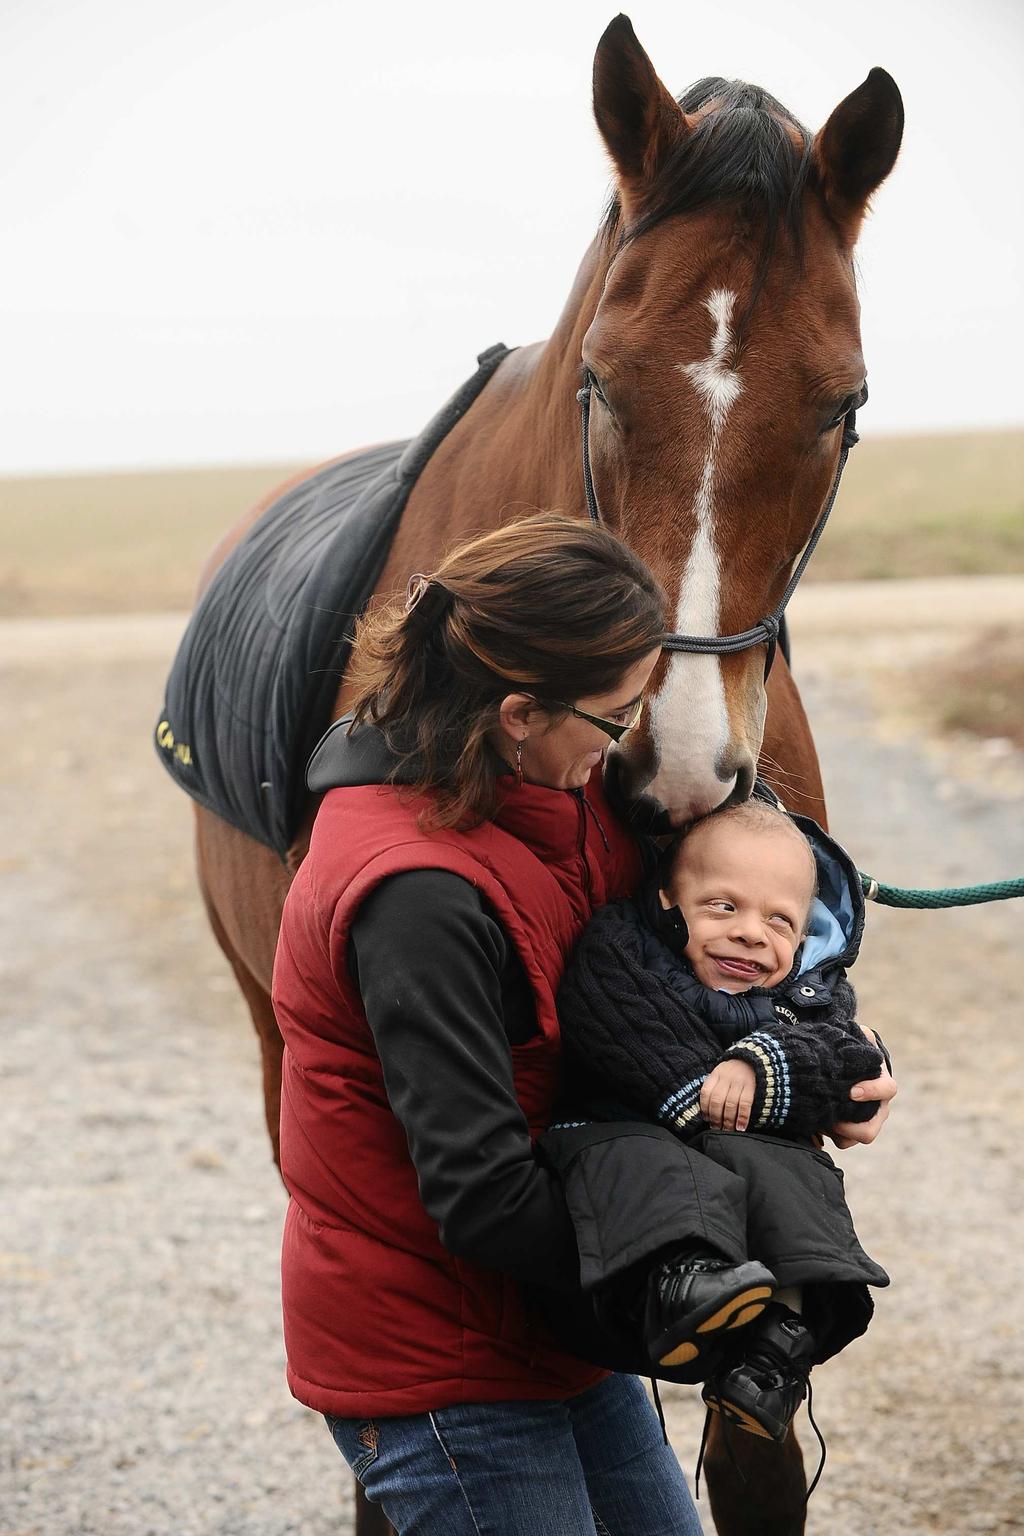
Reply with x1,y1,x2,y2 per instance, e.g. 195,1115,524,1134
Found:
593,15,692,201
812,67,904,243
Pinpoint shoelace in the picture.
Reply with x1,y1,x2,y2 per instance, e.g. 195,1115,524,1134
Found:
650,1378,668,1445
803,1379,827,1502
694,1407,709,1500
694,1400,747,1501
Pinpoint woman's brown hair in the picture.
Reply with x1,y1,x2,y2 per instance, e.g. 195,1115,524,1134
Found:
346,512,666,828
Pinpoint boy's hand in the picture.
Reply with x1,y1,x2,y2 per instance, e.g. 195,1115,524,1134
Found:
701,1060,757,1131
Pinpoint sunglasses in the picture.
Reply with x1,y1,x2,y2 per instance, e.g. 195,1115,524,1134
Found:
524,694,645,743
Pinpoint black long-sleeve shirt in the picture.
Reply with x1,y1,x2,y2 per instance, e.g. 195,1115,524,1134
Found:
349,867,582,1291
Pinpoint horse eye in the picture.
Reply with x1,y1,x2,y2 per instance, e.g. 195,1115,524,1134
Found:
823,383,868,433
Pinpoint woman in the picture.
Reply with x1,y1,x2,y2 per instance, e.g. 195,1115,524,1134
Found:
271,512,704,1535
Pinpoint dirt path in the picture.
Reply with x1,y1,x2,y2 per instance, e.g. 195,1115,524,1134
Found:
2,582,1022,1535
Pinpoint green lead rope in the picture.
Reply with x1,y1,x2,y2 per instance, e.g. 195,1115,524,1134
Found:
859,874,1024,909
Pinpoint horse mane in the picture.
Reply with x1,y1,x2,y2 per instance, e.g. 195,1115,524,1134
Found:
602,78,814,318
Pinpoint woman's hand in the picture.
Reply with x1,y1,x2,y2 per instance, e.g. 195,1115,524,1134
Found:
700,1060,757,1132
827,1054,898,1149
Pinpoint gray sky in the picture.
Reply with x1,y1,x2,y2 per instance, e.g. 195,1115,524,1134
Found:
3,0,1022,474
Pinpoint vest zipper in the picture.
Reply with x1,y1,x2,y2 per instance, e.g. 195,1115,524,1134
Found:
582,795,611,852
573,789,594,903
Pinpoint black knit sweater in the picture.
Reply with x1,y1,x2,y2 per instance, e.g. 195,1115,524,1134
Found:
557,892,885,1139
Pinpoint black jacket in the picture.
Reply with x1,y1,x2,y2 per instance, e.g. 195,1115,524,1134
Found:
556,787,888,1138
556,880,885,1140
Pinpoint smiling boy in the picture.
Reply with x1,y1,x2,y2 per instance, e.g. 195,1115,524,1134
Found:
552,797,892,1446
669,803,818,1137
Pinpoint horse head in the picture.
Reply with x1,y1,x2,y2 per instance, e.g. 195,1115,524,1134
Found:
582,17,903,826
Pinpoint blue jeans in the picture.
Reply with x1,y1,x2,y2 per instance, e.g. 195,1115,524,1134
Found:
324,1373,702,1535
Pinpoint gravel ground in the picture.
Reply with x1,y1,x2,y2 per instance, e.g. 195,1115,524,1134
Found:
2,586,1022,1536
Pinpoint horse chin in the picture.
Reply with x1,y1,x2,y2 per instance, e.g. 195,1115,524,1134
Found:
654,776,746,829
604,746,755,831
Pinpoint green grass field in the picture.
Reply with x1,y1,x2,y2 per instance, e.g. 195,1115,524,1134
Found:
2,429,1021,617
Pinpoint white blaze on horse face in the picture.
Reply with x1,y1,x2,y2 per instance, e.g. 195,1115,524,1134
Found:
649,289,745,820
680,288,745,431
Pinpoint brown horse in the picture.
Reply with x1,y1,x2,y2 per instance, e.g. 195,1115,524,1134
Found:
191,17,902,1535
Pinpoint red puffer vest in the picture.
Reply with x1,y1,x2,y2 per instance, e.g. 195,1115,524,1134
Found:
272,770,641,1418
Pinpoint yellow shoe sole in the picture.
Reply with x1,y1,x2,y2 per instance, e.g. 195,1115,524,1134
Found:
658,1287,772,1367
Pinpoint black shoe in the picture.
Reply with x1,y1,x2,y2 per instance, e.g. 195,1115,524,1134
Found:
645,1250,776,1368
702,1302,817,1441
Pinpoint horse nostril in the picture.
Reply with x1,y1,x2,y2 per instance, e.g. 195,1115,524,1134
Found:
716,751,756,804
727,757,756,805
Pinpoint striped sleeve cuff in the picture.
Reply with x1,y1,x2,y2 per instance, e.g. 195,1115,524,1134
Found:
724,1032,792,1129
656,1076,706,1135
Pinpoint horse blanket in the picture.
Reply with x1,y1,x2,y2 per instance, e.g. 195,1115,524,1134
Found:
154,344,511,859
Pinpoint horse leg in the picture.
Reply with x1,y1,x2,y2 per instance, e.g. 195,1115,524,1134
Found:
703,1420,807,1536
194,807,292,1169
355,1486,396,1536
197,864,285,1170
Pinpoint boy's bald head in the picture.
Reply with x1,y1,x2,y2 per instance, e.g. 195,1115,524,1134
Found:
677,801,818,916
662,803,819,992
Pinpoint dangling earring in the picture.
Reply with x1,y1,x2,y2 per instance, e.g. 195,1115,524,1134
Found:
515,739,524,788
